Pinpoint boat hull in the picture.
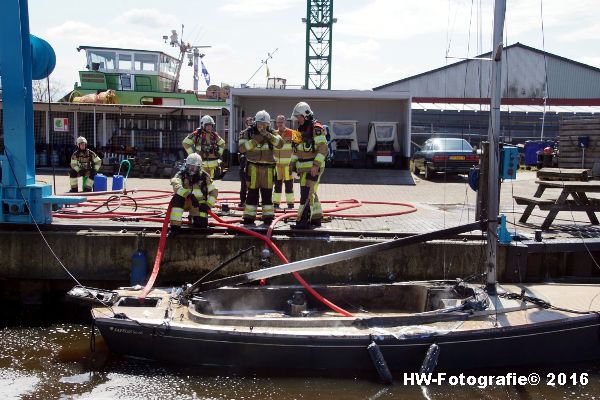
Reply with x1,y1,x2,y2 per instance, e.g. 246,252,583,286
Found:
95,313,600,373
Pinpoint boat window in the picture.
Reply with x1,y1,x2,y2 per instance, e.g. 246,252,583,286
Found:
120,74,133,91
158,76,175,92
160,54,178,77
89,50,116,70
135,53,158,72
118,53,132,71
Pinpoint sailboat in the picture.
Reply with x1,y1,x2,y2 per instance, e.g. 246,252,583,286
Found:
69,0,600,378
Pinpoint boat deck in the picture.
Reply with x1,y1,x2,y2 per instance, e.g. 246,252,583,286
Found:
92,283,600,337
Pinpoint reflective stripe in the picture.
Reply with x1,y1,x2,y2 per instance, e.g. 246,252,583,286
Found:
285,192,295,204
314,153,325,165
207,184,217,193
170,207,184,222
275,158,292,164
206,196,217,206
69,178,78,188
272,191,281,204
297,160,313,169
262,204,275,217
191,189,204,197
203,159,220,167
314,135,327,144
198,211,208,218
244,204,257,217
177,187,190,197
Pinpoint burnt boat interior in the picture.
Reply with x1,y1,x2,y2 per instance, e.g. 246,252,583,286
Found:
186,281,479,317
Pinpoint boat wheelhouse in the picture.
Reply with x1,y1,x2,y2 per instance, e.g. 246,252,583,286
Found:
65,46,227,107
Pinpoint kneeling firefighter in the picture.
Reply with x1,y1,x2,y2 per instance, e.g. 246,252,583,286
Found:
290,102,328,229
69,136,102,193
169,153,218,234
238,110,283,226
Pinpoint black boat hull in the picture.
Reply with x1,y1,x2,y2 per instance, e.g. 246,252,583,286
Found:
95,313,600,372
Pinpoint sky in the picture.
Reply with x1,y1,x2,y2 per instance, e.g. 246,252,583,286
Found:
27,0,600,95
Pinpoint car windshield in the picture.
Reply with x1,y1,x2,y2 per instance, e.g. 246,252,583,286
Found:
431,139,473,151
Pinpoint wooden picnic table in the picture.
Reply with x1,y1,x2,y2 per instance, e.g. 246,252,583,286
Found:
514,180,600,230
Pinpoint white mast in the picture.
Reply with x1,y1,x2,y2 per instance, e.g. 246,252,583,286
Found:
486,0,506,294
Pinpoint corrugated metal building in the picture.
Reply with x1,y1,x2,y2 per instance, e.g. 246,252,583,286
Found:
374,43,600,144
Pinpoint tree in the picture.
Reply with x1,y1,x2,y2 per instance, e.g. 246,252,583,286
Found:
32,79,65,102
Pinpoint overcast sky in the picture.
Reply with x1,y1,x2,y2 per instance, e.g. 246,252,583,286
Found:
28,0,600,94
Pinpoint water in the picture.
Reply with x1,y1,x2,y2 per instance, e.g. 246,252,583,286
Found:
1,308,599,399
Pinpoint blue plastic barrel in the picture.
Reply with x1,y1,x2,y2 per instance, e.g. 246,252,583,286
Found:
130,250,148,286
112,175,124,190
93,173,107,192
524,141,554,166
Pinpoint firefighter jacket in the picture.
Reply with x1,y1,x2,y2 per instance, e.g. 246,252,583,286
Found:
70,149,101,172
182,129,225,161
291,120,328,173
171,169,218,208
274,127,294,166
238,127,283,165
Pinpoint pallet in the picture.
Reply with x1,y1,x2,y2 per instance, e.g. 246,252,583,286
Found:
536,168,590,181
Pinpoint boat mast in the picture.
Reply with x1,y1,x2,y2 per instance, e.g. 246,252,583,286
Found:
486,0,506,295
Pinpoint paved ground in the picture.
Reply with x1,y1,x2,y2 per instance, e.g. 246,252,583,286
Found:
37,167,600,239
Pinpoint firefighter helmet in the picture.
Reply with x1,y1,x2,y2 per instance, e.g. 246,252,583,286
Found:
76,136,87,145
200,115,215,128
290,102,312,119
185,153,203,174
254,110,271,124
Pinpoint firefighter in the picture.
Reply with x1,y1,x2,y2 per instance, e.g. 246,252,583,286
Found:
290,102,328,229
273,115,295,209
69,136,101,193
182,115,225,179
169,153,218,235
237,116,254,207
238,110,283,226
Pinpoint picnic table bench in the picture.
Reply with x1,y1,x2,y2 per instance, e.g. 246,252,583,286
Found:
514,180,600,230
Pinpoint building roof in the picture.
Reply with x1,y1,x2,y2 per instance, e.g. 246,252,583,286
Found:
77,45,178,62
373,42,600,91
230,88,410,100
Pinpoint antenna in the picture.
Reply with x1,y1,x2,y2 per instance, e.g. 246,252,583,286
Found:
244,48,278,87
163,25,211,92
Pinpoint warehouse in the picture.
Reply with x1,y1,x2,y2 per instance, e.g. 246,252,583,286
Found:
374,43,600,145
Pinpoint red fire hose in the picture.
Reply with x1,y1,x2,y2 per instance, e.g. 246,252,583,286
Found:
53,189,417,316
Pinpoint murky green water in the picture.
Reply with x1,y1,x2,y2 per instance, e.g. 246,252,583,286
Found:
1,319,599,399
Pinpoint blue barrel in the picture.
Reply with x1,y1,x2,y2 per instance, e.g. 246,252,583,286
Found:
131,250,148,286
93,173,107,192
112,175,124,191
524,141,554,166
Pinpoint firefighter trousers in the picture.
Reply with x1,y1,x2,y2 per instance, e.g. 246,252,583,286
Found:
297,171,323,223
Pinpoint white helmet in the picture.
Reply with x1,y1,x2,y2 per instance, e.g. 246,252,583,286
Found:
254,110,270,124
185,153,203,173
290,102,312,119
200,115,215,128
76,136,87,145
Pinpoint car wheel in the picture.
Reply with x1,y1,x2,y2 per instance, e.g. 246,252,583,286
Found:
424,164,434,180
412,160,420,175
